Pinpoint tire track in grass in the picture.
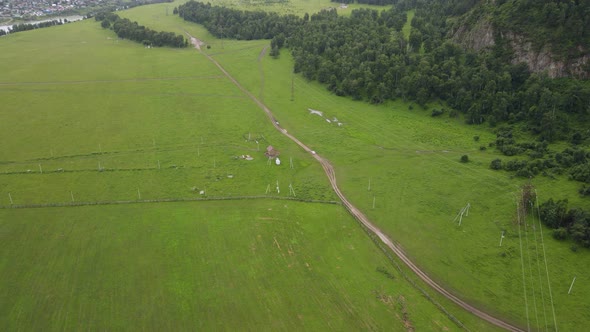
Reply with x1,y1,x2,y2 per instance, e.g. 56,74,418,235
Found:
187,35,525,331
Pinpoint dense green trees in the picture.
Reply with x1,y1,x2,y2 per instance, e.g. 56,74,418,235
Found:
176,1,305,40
95,12,187,48
539,199,590,248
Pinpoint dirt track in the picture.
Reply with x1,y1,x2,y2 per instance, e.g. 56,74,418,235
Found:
189,36,524,332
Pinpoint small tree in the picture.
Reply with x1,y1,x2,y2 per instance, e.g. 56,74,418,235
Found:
269,46,280,58
460,155,469,163
490,158,503,170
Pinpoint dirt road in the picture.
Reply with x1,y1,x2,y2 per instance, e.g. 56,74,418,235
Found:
188,35,524,332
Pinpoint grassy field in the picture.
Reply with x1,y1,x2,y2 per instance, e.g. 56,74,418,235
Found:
1,200,464,331
0,10,494,332
116,4,590,329
0,19,333,205
2,1,590,331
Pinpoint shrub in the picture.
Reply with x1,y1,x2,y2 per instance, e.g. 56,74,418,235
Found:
490,159,503,170
552,228,568,240
505,160,527,171
515,168,533,178
579,186,590,196
570,163,590,183
431,108,444,117
460,155,469,163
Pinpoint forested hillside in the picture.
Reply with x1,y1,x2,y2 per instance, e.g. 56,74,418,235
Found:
177,1,589,130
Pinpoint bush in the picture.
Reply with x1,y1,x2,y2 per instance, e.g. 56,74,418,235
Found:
500,144,524,156
572,132,584,145
579,186,590,196
552,228,568,240
460,155,469,163
516,168,533,178
539,199,568,229
570,163,590,183
431,108,444,117
505,159,527,171
490,158,503,170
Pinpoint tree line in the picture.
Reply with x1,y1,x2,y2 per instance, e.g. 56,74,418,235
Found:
0,19,70,36
95,12,187,48
332,0,398,6
176,1,305,41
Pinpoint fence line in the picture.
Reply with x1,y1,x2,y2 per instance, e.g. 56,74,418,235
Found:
0,196,340,210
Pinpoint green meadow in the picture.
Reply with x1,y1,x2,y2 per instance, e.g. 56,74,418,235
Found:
1,201,463,331
1,1,589,331
0,10,488,332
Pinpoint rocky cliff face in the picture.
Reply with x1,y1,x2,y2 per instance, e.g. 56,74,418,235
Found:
451,20,495,52
451,19,589,79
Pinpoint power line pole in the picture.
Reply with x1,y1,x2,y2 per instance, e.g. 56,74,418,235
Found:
568,277,576,294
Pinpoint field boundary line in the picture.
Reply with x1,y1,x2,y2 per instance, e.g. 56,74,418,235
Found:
0,196,341,210
0,75,225,86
